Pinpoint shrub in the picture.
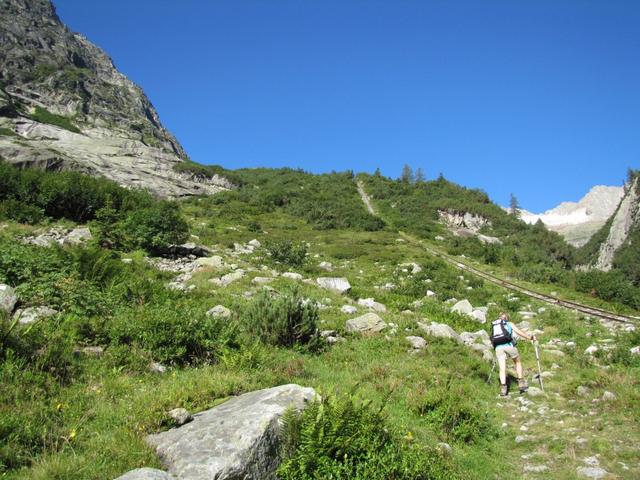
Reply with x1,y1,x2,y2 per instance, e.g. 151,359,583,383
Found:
108,300,236,365
0,199,44,224
266,240,308,268
278,395,457,479
240,287,321,351
29,106,80,133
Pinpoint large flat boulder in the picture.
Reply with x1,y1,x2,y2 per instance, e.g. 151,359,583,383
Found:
345,312,387,334
115,468,175,480
146,384,316,480
451,299,473,316
316,277,351,293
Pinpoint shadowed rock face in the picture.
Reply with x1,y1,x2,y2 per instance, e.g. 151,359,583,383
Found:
0,0,231,197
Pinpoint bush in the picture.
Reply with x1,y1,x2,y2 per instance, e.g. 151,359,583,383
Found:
29,106,80,133
266,240,308,268
0,199,44,224
411,381,498,444
116,202,189,253
240,287,321,351
278,395,457,479
108,300,236,365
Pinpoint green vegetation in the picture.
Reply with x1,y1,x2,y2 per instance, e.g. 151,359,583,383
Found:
29,106,81,133
0,164,638,478
0,127,16,137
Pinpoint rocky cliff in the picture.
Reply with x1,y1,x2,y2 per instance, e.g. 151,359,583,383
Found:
520,185,624,247
0,0,230,197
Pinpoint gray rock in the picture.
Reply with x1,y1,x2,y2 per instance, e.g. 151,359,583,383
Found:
0,284,17,315
318,261,333,271
451,299,473,315
251,277,274,285
523,465,549,473
13,306,58,325
64,227,92,246
282,272,303,281
471,309,487,323
114,468,174,480
168,408,193,427
206,305,232,319
405,336,427,350
247,239,261,248
437,442,452,454
340,305,358,314
584,345,599,355
576,467,608,479
81,346,104,357
416,321,462,344
195,256,225,269
357,298,387,312
630,346,640,355
345,313,387,334
146,384,316,480
212,270,245,287
149,362,167,374
316,277,351,294
527,387,544,397
426,290,436,297
601,391,616,402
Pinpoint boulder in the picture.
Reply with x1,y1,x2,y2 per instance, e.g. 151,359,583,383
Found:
416,321,462,344
212,270,245,287
345,313,387,334
584,345,599,355
460,330,491,347
576,467,608,479
63,227,92,246
357,298,387,312
318,261,333,271
168,408,193,427
471,309,487,323
115,468,175,480
195,256,224,269
0,284,17,314
13,306,58,325
206,305,232,319
426,290,436,297
316,277,351,294
451,299,473,315
247,239,261,248
601,391,616,402
282,272,303,281
146,384,316,480
251,277,274,285
405,336,427,350
340,305,358,314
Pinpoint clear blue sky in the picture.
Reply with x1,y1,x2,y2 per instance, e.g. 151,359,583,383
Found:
54,0,639,212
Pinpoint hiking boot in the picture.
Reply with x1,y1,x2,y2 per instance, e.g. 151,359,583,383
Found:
518,378,529,393
500,384,508,396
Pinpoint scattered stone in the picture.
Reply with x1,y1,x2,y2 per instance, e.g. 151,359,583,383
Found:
471,309,487,323
523,465,549,473
114,468,174,480
282,272,303,280
400,262,422,274
584,345,599,355
437,442,452,455
251,276,274,285
340,305,358,314
527,387,544,397
146,384,316,480
168,408,193,427
426,290,436,297
543,349,565,357
601,391,616,402
81,346,104,357
149,362,167,374
211,269,245,287
316,277,351,294
576,467,608,479
0,284,17,314
451,299,473,315
247,239,261,248
515,435,534,444
357,298,387,312
13,306,58,325
195,256,224,268
206,305,232,319
416,321,462,344
65,227,93,245
345,313,387,335
405,336,427,350
629,346,640,356
318,261,333,271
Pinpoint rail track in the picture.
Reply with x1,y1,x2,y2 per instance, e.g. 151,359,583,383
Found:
408,235,639,325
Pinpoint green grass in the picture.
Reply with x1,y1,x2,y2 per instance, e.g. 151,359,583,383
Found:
0,127,16,137
29,107,81,134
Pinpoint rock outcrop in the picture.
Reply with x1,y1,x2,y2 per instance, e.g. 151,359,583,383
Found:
0,0,231,197
145,384,316,480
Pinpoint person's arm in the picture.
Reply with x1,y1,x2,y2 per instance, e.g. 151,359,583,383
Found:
511,324,537,342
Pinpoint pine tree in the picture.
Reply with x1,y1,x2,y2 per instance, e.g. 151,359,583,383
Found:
400,164,414,183
415,167,425,183
509,193,520,217
374,167,381,177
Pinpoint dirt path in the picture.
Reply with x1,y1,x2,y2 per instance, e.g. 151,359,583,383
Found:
356,180,376,215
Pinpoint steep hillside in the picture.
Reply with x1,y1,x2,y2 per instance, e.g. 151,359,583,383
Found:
520,185,624,247
0,0,230,197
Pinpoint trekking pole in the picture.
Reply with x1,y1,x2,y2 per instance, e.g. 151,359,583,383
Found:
533,341,544,391
487,357,496,384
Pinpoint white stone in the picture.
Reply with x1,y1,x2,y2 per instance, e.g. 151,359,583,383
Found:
340,305,358,314
357,298,387,312
451,299,473,315
13,306,58,325
195,256,224,269
251,277,274,285
206,305,232,319
576,467,608,479
316,277,351,294
405,336,427,350
318,261,333,271
416,321,462,344
471,309,487,323
0,284,17,314
345,313,387,334
282,272,303,280
584,345,599,355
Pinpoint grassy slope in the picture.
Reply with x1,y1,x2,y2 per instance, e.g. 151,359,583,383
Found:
1,170,639,479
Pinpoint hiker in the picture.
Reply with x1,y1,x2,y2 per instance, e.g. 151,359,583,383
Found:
490,312,537,396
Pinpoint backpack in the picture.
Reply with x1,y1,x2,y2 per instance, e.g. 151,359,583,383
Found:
490,319,513,348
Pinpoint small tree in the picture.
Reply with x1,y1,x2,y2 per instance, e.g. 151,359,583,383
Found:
509,193,520,217
400,164,414,183
415,167,425,183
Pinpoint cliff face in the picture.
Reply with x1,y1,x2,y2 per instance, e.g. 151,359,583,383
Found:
0,0,230,197
593,177,640,271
